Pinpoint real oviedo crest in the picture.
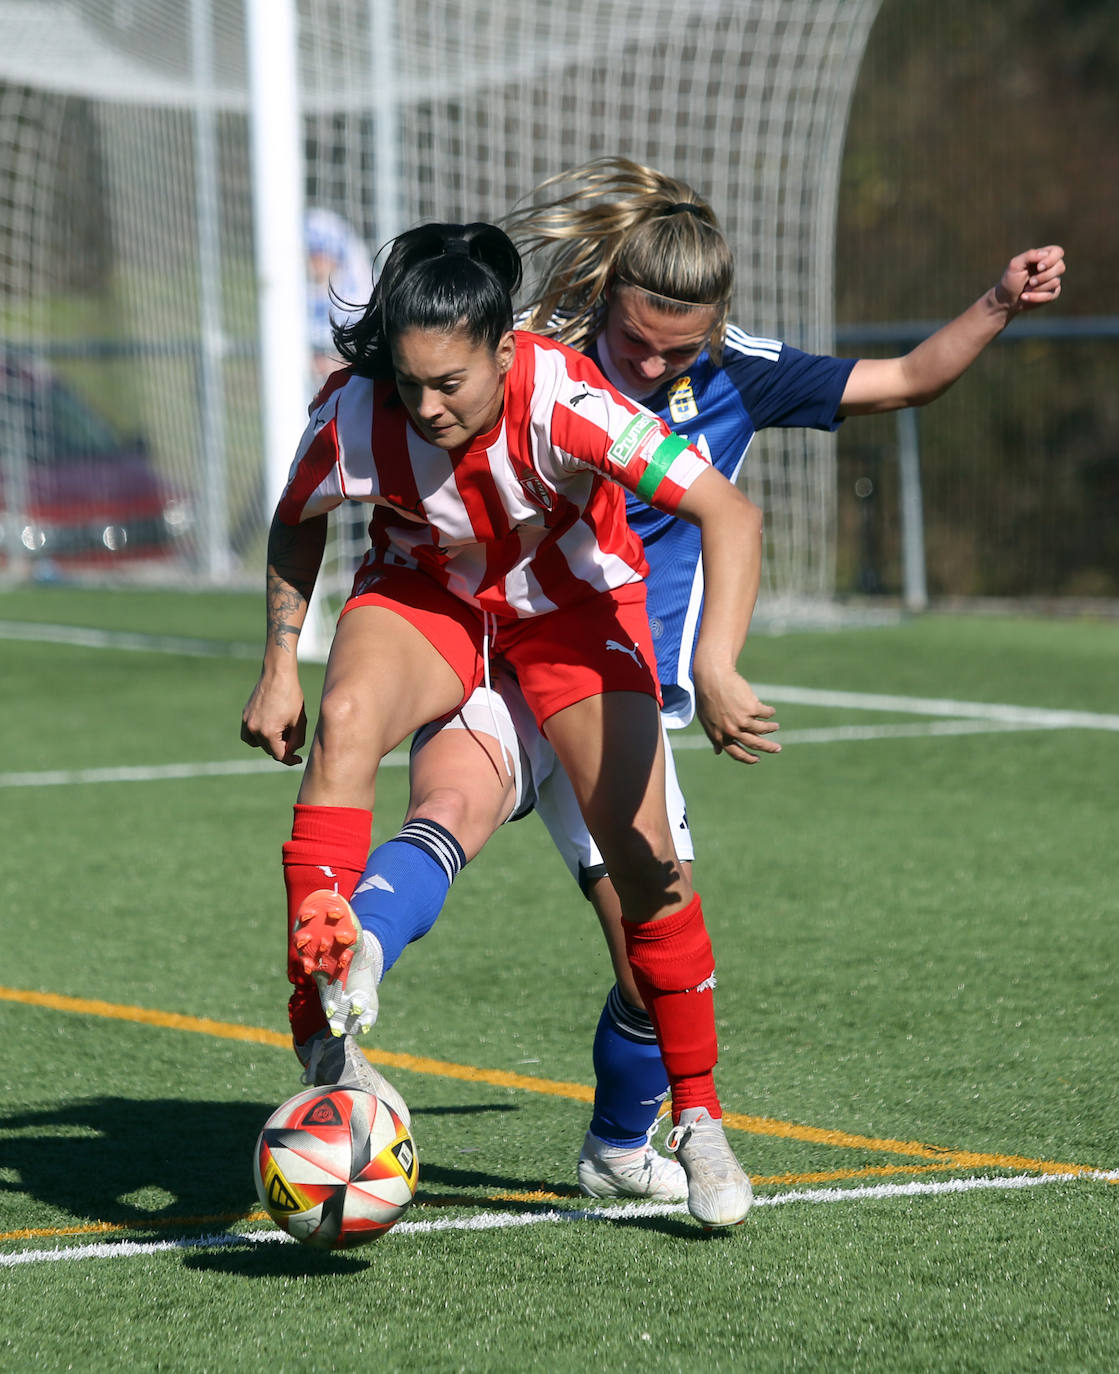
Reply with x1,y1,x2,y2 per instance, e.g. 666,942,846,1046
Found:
668,375,699,423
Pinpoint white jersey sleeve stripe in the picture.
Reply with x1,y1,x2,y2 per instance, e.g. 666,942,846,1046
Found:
724,325,783,360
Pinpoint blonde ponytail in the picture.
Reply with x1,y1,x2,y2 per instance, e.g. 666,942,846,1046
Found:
504,157,733,359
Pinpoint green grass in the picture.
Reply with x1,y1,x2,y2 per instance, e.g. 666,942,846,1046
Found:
0,589,1116,1372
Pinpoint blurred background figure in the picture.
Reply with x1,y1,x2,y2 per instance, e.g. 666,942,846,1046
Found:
304,208,372,394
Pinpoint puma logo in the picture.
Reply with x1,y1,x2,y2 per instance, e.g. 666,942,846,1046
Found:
605,638,643,665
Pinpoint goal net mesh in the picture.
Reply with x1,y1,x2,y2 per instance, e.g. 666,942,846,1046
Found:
0,0,880,623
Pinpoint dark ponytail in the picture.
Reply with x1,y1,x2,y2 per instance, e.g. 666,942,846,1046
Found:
333,222,523,379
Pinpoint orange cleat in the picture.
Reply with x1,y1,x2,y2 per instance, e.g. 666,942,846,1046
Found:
292,890,361,980
292,890,381,1036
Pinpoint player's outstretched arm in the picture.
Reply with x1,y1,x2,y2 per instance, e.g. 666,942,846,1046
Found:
838,245,1066,416
673,466,781,764
240,510,328,766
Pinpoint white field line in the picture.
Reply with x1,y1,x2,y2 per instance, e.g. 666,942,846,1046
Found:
2,621,1119,736
3,1169,1116,1267
3,618,1116,790
0,722,1018,789
0,709,1110,790
5,618,1117,730
0,619,260,659
0,754,405,788
671,718,1038,750
752,683,1119,732
0,722,1034,789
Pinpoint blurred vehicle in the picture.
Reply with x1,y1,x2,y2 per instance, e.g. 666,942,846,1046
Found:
0,352,191,567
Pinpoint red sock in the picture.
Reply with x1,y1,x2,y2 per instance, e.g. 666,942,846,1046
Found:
282,803,371,1043
623,892,722,1121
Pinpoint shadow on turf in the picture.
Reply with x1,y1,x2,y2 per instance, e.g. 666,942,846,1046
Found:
181,1206,709,1275
409,1103,517,1116
183,1245,376,1277
4,1094,651,1237
0,1095,282,1233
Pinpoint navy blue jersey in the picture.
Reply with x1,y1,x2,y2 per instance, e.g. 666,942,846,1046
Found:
588,325,856,726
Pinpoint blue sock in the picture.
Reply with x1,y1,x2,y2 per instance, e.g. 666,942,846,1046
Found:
350,820,466,976
588,984,670,1148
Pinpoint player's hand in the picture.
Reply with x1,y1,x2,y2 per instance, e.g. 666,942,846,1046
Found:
240,671,308,765
995,246,1065,314
695,669,781,764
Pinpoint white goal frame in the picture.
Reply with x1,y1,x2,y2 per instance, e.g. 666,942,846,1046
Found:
0,0,881,647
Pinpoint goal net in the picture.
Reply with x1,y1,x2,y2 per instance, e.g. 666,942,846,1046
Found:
0,0,880,632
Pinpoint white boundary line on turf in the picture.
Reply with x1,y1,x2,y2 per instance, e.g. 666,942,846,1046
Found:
5,618,1118,730
0,755,405,788
752,683,1119,732
4,625,1117,791
3,1169,1116,1267
0,715,1089,788
672,718,1041,750
0,619,260,659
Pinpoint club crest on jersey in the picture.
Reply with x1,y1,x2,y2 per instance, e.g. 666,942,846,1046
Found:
668,375,699,422
519,473,554,511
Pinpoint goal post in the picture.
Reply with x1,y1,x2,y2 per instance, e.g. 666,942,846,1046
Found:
0,0,881,634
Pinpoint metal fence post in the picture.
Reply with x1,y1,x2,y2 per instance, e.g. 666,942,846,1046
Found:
190,0,231,582
896,405,928,611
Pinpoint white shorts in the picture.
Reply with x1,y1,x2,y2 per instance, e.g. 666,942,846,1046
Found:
410,672,550,824
417,671,694,895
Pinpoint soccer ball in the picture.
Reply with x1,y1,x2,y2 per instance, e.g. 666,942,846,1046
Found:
253,1086,418,1249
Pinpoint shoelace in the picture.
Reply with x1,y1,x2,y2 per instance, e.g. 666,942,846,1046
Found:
647,1109,674,1150
666,1118,744,1187
665,1120,689,1153
665,1112,714,1155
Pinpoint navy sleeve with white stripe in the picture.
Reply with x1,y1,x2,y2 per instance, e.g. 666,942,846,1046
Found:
587,330,856,727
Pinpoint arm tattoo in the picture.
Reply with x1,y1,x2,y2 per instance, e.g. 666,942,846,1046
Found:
265,515,328,653
266,574,306,652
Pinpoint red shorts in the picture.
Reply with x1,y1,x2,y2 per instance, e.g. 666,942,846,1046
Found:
342,568,660,728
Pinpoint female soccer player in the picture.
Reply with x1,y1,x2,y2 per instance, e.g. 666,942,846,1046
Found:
241,219,780,1228
318,159,1065,1206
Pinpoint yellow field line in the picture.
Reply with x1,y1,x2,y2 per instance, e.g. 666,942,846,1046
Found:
0,988,287,1047
717,1110,1103,1177
0,985,1104,1180
0,1161,1007,1244
1,1213,269,1242
0,1161,1003,1244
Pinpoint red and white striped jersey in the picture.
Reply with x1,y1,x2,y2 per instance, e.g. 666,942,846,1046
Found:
277,331,710,619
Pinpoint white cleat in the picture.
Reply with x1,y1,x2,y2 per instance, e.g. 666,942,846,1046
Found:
292,890,383,1036
295,1027,411,1129
666,1107,752,1228
577,1130,689,1202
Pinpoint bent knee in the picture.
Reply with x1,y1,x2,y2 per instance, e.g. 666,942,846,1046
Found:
308,687,396,792
407,782,514,861
316,684,384,748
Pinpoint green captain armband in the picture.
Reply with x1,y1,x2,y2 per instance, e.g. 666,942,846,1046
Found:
635,433,691,502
